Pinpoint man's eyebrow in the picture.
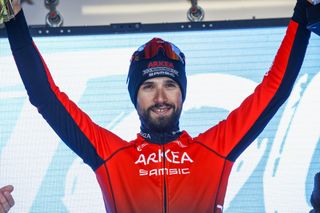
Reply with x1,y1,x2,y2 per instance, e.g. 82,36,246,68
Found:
165,79,178,84
141,81,154,85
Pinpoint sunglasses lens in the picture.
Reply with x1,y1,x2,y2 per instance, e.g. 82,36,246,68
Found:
131,38,184,64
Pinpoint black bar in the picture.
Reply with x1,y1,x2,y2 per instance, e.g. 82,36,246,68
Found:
0,17,290,38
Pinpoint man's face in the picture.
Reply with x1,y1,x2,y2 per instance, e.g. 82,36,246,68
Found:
136,77,183,132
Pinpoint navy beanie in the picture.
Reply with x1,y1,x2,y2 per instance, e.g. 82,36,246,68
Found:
127,38,187,107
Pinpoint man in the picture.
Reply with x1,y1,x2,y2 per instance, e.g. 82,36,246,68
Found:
311,172,320,213
0,185,14,213
4,0,314,212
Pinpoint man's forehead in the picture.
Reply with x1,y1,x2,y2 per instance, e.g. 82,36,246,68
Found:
143,77,177,84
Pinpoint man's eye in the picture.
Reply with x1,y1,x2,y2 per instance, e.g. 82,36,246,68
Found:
142,84,154,89
166,83,177,88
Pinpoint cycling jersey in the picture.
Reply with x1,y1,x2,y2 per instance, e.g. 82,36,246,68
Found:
5,8,310,213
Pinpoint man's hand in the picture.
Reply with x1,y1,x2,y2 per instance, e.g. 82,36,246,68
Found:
307,0,320,5
0,185,14,213
11,0,21,15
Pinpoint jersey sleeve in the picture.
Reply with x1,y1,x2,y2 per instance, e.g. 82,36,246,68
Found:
5,10,127,171
195,14,311,161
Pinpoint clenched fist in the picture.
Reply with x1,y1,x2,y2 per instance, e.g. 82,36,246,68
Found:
0,185,14,213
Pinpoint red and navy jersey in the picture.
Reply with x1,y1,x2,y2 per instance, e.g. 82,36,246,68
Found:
5,9,310,213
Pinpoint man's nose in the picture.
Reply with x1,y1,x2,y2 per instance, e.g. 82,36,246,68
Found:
154,87,167,103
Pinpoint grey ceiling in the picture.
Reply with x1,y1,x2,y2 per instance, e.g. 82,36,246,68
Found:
22,0,295,26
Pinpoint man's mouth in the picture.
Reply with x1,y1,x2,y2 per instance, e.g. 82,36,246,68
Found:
150,104,173,116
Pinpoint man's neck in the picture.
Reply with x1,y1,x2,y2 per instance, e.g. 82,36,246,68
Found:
139,125,182,145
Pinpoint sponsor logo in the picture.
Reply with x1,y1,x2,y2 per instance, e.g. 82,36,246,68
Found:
216,204,224,213
135,149,193,176
139,168,190,176
142,67,179,78
135,149,193,165
148,61,174,69
174,140,187,148
136,143,149,152
140,132,151,139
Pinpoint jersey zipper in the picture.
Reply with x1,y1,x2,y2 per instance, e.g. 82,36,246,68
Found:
161,135,167,213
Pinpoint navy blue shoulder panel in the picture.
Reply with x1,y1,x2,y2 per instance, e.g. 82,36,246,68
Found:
6,10,105,171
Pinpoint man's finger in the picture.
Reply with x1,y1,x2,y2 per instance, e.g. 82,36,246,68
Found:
0,186,13,194
0,191,11,212
0,203,6,213
4,192,14,208
0,186,14,213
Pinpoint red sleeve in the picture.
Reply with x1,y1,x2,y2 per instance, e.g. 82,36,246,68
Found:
5,10,128,171
194,20,310,161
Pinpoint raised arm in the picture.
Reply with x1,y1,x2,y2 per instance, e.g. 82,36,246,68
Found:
4,2,126,171
195,0,312,161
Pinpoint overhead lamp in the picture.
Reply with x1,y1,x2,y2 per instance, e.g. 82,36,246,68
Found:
187,0,205,22
45,10,63,27
44,0,63,27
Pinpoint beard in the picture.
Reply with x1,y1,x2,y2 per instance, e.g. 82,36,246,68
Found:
138,103,182,133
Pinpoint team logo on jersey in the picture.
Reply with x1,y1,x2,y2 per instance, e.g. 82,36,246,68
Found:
136,143,149,152
135,149,193,176
216,204,224,213
135,149,193,165
138,168,190,176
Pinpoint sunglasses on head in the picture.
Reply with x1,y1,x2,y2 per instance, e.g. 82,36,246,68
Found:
130,38,185,64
